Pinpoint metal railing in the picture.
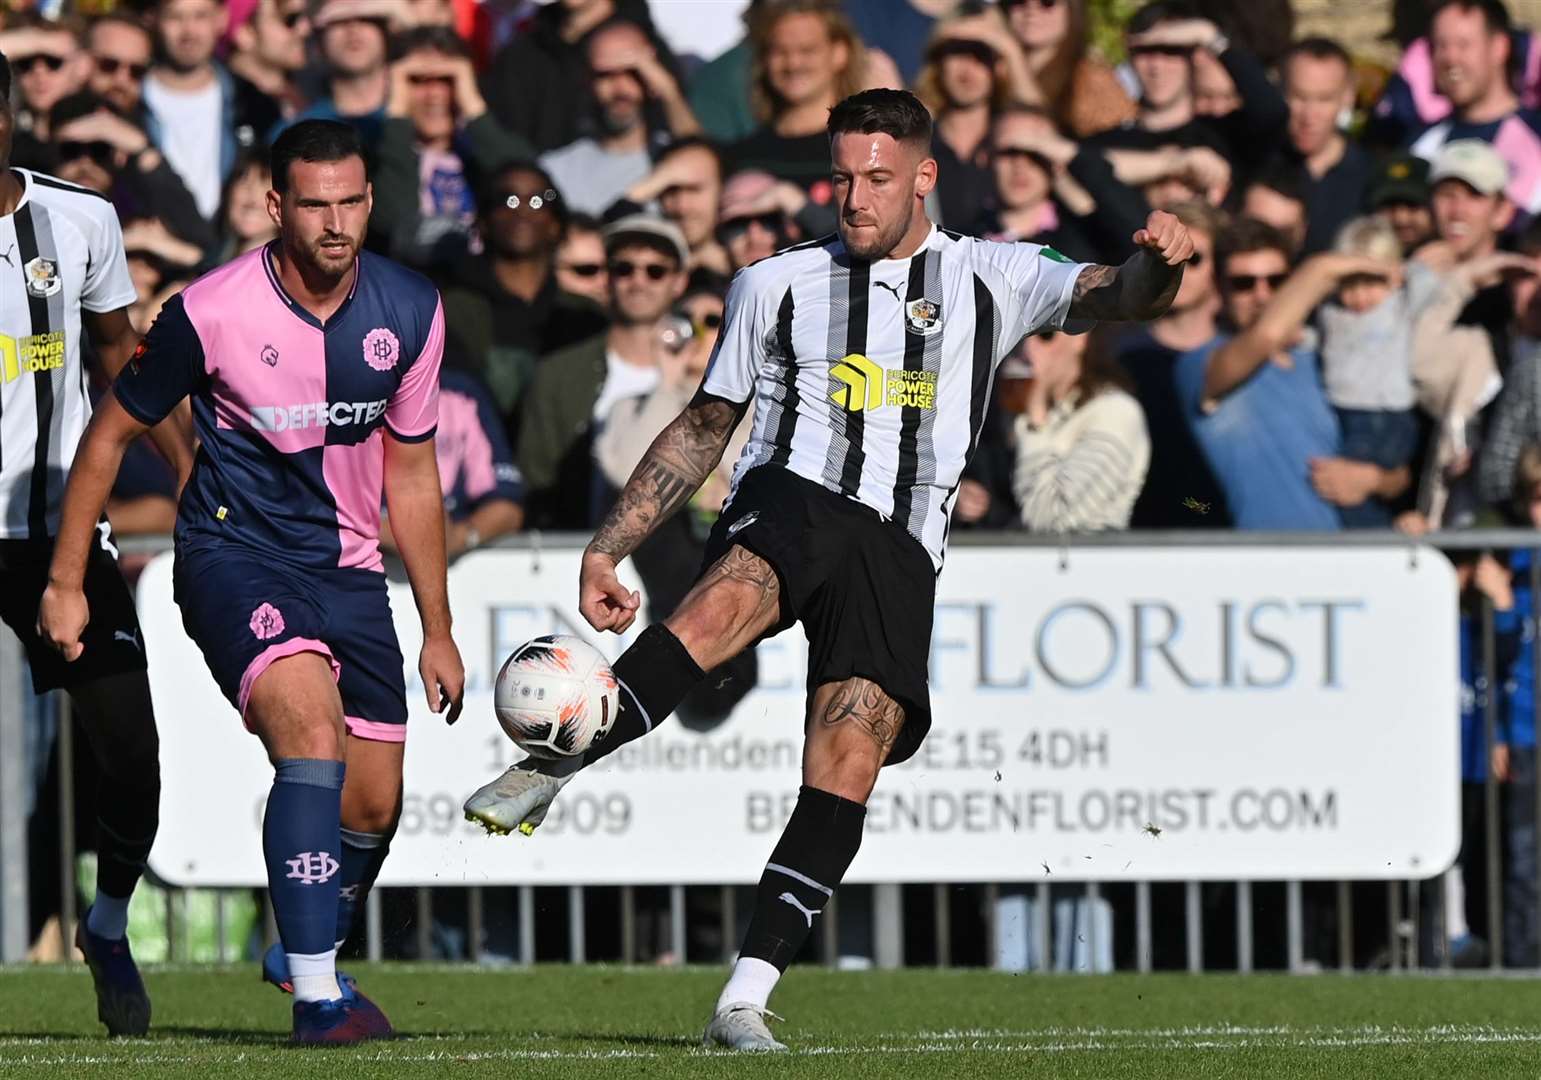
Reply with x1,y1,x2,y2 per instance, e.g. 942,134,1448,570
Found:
2,528,1536,973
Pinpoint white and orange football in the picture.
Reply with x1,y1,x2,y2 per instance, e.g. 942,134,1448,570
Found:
493,634,619,758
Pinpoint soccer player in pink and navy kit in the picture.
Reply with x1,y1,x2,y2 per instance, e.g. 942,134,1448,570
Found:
40,121,465,1044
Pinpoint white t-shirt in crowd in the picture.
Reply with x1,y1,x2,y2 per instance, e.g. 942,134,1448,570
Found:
593,349,661,422
143,75,223,220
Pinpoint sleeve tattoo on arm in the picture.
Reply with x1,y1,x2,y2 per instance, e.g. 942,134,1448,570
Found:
588,394,743,561
1067,253,1184,323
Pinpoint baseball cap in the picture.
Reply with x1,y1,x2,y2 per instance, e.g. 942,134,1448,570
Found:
603,213,690,267
314,0,403,30
1429,139,1510,197
1367,153,1430,208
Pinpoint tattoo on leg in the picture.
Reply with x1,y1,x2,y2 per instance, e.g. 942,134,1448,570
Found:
697,546,781,631
818,678,904,756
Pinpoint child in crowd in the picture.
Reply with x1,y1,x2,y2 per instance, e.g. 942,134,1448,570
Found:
1313,216,1443,526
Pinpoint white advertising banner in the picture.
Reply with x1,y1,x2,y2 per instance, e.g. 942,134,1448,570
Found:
140,544,1460,886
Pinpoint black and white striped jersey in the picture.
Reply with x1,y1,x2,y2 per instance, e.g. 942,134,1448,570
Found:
702,225,1088,569
0,169,135,541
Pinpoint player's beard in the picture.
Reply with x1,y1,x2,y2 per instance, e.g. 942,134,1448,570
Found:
303,231,359,280
839,208,915,262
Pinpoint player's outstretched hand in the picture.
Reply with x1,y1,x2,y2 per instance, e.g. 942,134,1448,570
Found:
420,634,465,725
580,551,641,634
37,584,88,663
1132,211,1195,267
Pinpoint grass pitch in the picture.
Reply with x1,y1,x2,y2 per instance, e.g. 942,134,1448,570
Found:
1,965,1540,1078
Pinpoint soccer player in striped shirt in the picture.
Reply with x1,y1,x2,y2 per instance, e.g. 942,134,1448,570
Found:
465,89,1193,1050
40,121,464,1044
0,50,195,1038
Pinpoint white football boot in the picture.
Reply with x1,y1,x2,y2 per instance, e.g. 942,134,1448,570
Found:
702,1004,788,1052
463,755,581,836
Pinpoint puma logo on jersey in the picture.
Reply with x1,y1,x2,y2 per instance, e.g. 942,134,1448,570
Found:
778,892,821,928
872,280,904,303
114,629,141,653
0,243,15,267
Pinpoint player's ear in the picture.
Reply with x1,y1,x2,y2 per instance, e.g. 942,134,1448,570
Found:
914,152,938,199
265,186,282,229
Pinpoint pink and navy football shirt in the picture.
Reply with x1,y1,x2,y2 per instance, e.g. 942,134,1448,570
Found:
114,242,444,571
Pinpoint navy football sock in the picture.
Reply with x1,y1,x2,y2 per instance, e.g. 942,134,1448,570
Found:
335,827,389,949
585,623,705,765
263,759,344,1001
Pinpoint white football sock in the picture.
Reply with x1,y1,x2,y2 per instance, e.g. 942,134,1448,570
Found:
716,957,781,1013
288,949,343,1003
86,892,131,941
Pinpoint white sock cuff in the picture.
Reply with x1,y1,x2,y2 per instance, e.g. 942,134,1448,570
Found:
717,956,781,1013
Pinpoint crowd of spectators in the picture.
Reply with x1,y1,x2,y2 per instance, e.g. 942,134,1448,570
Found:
18,0,1541,968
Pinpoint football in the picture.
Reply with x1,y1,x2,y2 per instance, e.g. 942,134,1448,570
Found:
493,634,619,758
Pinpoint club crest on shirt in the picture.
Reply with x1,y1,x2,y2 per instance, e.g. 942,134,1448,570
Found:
260,344,279,368
24,256,61,298
363,327,400,372
905,297,942,337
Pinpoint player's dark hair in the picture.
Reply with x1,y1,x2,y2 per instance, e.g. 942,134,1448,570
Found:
1429,0,1512,35
1216,217,1294,271
0,52,10,104
826,88,933,149
269,120,366,194
1285,36,1352,70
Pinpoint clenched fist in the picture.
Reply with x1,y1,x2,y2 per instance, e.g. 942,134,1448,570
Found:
1133,211,1196,267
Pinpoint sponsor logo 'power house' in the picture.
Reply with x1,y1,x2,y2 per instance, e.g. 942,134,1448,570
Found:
829,353,938,413
0,331,66,383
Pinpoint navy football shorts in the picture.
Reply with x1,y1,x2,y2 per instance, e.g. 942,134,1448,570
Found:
173,543,408,741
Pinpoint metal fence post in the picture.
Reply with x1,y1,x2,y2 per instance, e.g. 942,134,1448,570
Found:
1236,880,1253,973
1387,881,1402,971
873,883,903,969
1337,880,1353,972
720,885,737,963
415,887,433,961
1184,881,1202,973
567,884,585,964
365,888,383,962
0,629,29,963
669,884,687,965
619,884,635,964
1035,881,1050,972
1285,880,1303,972
518,884,536,966
1135,882,1152,973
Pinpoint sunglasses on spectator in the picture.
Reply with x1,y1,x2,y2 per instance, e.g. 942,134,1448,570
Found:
13,54,67,75
559,261,605,278
1226,272,1288,292
993,146,1054,169
932,40,996,66
407,73,453,87
1004,0,1062,9
92,56,149,80
1129,44,1194,59
718,213,781,241
501,189,558,211
58,140,116,166
691,311,724,334
280,10,306,28
610,260,673,280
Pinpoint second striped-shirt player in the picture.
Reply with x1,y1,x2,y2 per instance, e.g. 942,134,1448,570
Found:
465,88,1196,1050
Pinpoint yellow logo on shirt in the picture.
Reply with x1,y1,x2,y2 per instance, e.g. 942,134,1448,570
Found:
829,353,937,413
0,331,65,383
